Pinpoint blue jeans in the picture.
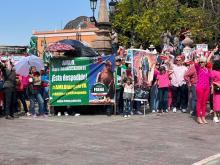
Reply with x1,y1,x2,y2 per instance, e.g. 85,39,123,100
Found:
29,91,44,115
191,85,197,115
116,88,123,114
42,87,49,114
158,87,168,111
150,85,159,111
123,99,132,116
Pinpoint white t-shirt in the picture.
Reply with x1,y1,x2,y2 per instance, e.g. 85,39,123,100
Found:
170,64,187,87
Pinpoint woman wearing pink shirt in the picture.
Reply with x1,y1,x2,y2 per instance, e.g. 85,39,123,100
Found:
16,74,29,116
195,56,211,124
156,66,172,113
150,62,160,113
211,60,220,123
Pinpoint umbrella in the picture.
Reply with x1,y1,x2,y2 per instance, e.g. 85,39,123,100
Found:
45,42,75,52
59,40,98,57
15,55,44,76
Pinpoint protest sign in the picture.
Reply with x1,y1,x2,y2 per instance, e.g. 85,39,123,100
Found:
50,55,115,106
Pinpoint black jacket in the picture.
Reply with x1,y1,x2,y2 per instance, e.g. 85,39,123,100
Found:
1,66,16,89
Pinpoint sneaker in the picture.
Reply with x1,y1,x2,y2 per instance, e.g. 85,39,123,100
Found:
172,107,177,113
182,109,187,113
210,110,214,114
13,113,19,118
44,114,48,118
127,115,131,118
57,112,61,117
137,111,143,115
190,111,196,117
152,110,156,113
165,109,168,113
26,112,31,116
5,115,14,120
64,112,69,116
74,113,80,117
32,114,37,118
124,115,128,118
213,117,219,123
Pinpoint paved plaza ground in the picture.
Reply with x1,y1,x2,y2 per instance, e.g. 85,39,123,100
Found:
0,112,220,165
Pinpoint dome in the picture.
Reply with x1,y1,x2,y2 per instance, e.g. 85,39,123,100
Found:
64,16,96,30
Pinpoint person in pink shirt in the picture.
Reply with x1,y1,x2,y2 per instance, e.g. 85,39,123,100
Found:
156,66,172,113
22,75,30,97
16,74,29,115
150,62,160,113
211,60,220,123
195,56,211,124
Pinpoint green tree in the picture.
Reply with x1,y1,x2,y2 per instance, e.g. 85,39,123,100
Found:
112,0,219,48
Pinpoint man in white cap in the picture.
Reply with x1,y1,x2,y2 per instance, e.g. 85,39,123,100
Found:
147,45,157,55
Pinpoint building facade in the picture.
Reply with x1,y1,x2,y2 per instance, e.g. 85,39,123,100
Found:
33,16,99,57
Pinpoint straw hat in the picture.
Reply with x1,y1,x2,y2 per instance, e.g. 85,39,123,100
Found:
149,44,155,49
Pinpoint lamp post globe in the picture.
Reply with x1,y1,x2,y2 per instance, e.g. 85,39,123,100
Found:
90,0,98,16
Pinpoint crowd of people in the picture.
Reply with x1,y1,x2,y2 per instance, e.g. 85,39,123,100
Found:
115,44,220,124
0,61,50,119
0,30,220,125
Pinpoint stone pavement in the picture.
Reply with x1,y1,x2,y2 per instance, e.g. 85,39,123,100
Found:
0,112,220,165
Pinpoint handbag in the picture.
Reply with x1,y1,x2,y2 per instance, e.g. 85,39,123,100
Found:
214,84,220,94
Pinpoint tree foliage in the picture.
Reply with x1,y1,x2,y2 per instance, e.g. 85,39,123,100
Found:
112,0,220,48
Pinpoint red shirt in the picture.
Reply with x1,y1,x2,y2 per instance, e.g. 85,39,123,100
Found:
184,65,198,85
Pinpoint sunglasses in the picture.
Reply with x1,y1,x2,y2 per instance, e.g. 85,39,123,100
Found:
176,59,181,61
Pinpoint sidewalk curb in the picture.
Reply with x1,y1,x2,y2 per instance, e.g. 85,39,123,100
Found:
192,153,220,165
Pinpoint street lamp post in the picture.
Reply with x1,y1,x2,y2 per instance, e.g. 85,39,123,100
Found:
90,0,118,23
90,0,97,22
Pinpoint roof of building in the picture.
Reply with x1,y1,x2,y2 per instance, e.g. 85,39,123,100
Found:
0,45,28,54
64,16,96,30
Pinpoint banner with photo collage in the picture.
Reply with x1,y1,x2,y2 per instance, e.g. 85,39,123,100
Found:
126,49,157,100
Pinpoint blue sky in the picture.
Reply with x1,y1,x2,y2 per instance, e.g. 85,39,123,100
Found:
0,0,102,46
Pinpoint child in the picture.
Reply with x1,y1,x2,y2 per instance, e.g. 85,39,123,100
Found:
123,78,134,118
156,66,171,113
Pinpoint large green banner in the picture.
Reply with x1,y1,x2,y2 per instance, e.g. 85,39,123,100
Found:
50,55,115,106
50,57,90,106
